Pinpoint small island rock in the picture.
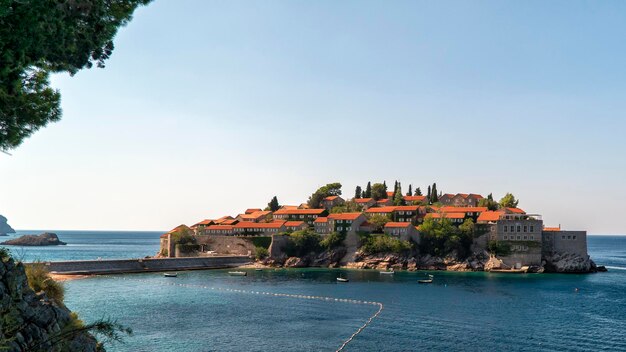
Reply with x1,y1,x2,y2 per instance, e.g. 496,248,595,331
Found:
1,232,67,246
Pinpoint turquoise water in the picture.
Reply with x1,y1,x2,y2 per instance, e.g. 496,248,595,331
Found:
55,235,626,351
1,230,161,262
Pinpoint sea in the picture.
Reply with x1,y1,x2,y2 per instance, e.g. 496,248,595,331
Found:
2,231,626,351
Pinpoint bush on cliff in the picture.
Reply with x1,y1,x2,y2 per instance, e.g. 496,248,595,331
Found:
488,240,512,256
255,246,269,260
171,227,196,245
360,234,412,255
320,231,346,250
418,217,477,259
285,229,322,257
25,261,65,305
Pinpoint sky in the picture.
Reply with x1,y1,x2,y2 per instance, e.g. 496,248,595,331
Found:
2,0,626,233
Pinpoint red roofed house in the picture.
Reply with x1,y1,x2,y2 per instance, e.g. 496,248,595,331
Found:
237,211,272,223
272,208,328,225
439,193,484,207
384,222,419,242
439,206,487,221
393,205,423,224
245,208,262,214
204,225,235,235
354,197,376,210
313,217,330,234
425,212,466,224
376,198,392,206
477,211,505,224
233,221,287,236
403,195,427,205
365,206,396,217
328,212,367,235
322,196,345,210
285,221,307,232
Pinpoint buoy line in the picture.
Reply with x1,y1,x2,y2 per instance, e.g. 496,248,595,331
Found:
102,274,384,351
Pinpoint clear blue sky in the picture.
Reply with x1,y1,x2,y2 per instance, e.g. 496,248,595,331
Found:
2,0,625,233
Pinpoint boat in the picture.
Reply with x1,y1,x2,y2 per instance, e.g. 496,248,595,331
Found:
490,266,529,274
336,277,349,282
255,268,263,271
228,271,247,276
418,274,434,284
380,270,395,275
163,273,177,278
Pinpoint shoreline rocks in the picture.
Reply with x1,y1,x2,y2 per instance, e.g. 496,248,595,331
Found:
1,233,66,246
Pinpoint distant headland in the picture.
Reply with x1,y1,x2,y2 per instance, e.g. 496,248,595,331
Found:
0,214,15,236
158,181,603,274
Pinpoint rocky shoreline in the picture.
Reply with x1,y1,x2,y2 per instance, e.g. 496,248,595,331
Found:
261,249,605,274
1,233,66,246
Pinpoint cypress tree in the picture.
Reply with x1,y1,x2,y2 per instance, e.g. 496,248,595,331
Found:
427,185,431,201
415,187,422,196
383,181,387,192
431,183,439,203
268,196,280,212
354,186,362,199
407,184,413,196
364,182,372,198
393,180,398,195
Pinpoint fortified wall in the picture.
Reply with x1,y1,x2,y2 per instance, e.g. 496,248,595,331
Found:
542,230,588,257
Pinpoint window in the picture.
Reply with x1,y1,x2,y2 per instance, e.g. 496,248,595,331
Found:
523,226,527,232
562,235,565,240
347,227,352,231
573,236,577,240
567,236,571,240
510,226,515,232
337,227,343,231
517,236,521,240
530,236,534,240
517,225,521,232
504,226,508,233
530,226,534,233
523,236,527,240
504,235,508,240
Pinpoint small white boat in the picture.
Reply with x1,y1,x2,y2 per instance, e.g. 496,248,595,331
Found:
163,273,177,278
380,270,395,275
336,277,349,282
255,268,263,271
418,274,434,284
228,271,247,276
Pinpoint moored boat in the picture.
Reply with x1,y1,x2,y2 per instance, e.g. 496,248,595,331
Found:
228,271,247,276
163,273,177,278
418,274,434,284
336,277,349,282
380,270,394,275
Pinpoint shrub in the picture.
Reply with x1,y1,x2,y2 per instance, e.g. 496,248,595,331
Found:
0,247,9,261
488,241,512,256
285,229,322,257
171,227,195,245
176,243,200,254
320,231,346,250
25,262,65,305
255,246,269,260
248,236,272,249
360,234,412,255
418,217,476,259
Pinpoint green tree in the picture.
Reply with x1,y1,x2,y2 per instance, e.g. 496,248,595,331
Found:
383,181,388,193
415,187,422,196
499,193,519,208
267,196,280,212
370,183,387,201
478,193,499,211
285,229,322,257
431,183,439,203
367,214,392,232
307,182,342,208
354,185,362,199
407,184,413,196
360,234,412,255
330,200,362,213
364,181,372,198
320,231,346,249
0,0,153,151
393,183,405,206
427,185,431,201
393,180,398,195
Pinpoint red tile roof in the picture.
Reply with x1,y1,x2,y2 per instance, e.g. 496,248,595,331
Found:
365,206,397,213
214,216,234,224
245,208,262,214
403,195,426,202
328,212,363,220
506,207,526,214
393,205,419,211
205,225,234,231
314,217,328,223
221,219,239,225
285,221,305,227
191,219,214,227
384,222,412,228
161,224,190,238
239,211,271,220
544,227,561,232
439,206,488,213
355,198,374,203
273,208,326,215
426,213,466,219
387,191,395,197
323,196,340,201
377,199,390,204
234,222,286,229
477,211,504,222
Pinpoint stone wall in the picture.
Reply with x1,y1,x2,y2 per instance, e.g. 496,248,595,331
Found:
194,235,259,256
42,256,251,274
542,231,588,257
268,234,290,259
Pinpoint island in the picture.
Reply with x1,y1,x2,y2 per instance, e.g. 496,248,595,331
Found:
2,232,66,246
0,214,15,236
157,181,603,274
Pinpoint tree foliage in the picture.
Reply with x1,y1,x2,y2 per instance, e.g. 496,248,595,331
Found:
307,182,342,208
367,214,391,232
407,184,412,196
285,229,322,257
499,193,519,208
330,200,361,213
320,231,346,249
415,187,422,196
370,183,387,201
354,185,362,199
393,184,405,206
25,261,65,306
363,182,372,198
418,217,475,259
360,234,412,255
0,0,153,151
267,196,280,212
478,193,499,211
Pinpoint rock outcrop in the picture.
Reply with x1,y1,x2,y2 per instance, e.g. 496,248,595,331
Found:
0,215,15,235
344,251,490,272
543,252,599,273
0,256,99,351
1,233,66,246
